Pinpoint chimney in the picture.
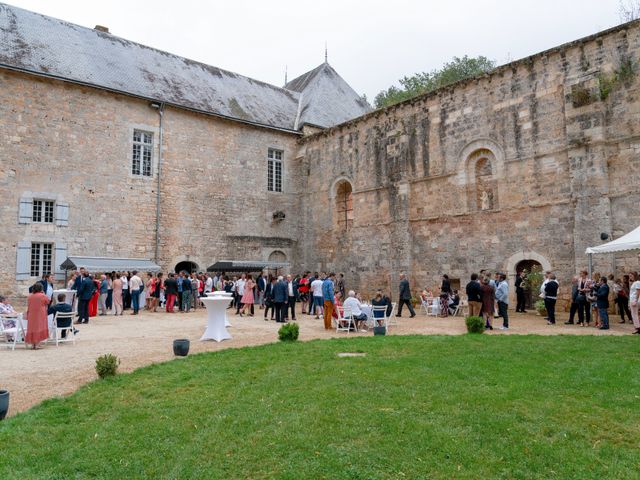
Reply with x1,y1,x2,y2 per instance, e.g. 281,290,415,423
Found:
94,25,109,33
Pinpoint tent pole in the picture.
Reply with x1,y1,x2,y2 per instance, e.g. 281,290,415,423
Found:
588,253,593,278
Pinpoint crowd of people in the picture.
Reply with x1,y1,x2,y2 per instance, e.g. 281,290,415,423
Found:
3,265,640,349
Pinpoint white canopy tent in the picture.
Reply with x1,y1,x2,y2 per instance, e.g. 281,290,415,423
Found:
585,225,640,275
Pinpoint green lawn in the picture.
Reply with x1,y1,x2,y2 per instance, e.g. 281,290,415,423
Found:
1,335,639,479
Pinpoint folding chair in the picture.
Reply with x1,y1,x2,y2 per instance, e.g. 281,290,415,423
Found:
387,302,398,327
0,314,26,350
53,311,76,346
452,298,468,317
0,315,19,350
371,305,389,329
420,297,433,315
336,306,356,333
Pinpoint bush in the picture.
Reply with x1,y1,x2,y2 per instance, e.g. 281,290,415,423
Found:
278,322,299,342
465,316,485,334
95,353,120,379
535,299,547,313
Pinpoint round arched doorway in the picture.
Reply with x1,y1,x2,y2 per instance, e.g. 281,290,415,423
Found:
175,261,199,274
515,259,543,309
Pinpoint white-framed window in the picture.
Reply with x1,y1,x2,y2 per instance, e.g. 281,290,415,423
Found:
30,242,53,277
267,148,283,192
32,199,55,223
132,130,153,177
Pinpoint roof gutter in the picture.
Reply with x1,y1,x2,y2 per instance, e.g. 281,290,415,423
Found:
0,63,303,136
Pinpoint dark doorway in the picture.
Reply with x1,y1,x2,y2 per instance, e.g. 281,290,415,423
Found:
515,260,542,309
175,261,198,274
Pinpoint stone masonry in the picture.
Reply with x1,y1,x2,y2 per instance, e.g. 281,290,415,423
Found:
1,12,640,306
297,21,640,301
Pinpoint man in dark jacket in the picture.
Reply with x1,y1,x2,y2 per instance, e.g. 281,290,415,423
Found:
396,273,416,318
76,272,95,324
565,276,580,325
284,274,299,321
272,276,288,323
466,273,482,317
596,277,610,330
164,273,178,313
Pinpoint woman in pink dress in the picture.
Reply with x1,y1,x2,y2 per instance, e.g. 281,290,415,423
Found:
112,274,123,315
25,283,50,349
240,275,255,317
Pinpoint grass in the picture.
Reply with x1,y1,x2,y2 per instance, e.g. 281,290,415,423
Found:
1,335,639,479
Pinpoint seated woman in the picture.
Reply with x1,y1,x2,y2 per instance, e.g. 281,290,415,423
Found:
448,290,460,315
0,295,17,316
371,290,389,326
332,291,343,321
420,289,433,303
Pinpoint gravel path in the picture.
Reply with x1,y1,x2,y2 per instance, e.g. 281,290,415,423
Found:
1,305,634,416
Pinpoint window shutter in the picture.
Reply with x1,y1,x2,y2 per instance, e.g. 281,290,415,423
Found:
18,197,33,224
55,202,69,227
16,241,31,280
54,243,68,280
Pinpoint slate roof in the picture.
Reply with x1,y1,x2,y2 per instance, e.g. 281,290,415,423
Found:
0,3,369,131
285,62,371,128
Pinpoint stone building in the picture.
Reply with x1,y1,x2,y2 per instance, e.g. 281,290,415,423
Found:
1,3,640,303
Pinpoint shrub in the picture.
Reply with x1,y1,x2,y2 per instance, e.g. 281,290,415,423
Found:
535,299,547,313
95,353,120,379
465,316,485,334
278,322,299,342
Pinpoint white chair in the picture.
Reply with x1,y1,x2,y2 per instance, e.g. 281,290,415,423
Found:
387,302,398,327
0,314,26,350
420,297,433,315
0,315,18,350
371,305,389,329
53,311,76,346
336,306,357,333
451,298,467,317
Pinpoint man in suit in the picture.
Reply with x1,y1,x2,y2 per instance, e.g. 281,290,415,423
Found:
396,273,416,318
48,293,76,338
284,274,298,321
164,273,178,313
515,271,527,313
565,276,580,325
75,272,95,324
272,275,288,323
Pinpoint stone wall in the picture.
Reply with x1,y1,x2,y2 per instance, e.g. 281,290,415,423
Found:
0,70,301,301
297,21,640,301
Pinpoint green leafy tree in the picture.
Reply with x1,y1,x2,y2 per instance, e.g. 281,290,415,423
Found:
374,55,496,108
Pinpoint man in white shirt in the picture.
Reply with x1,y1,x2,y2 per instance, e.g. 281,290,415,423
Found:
343,290,368,330
205,274,213,294
121,273,129,310
310,275,324,319
235,274,246,314
129,271,143,315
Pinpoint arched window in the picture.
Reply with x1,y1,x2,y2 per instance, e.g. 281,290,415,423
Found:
335,181,354,230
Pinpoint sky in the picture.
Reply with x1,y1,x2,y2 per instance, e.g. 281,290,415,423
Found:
5,0,625,101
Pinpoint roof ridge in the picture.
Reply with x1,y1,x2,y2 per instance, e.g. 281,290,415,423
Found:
0,2,296,96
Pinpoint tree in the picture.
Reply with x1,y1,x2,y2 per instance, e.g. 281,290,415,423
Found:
619,0,640,22
374,55,496,108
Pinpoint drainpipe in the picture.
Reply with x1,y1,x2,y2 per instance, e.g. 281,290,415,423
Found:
150,102,165,263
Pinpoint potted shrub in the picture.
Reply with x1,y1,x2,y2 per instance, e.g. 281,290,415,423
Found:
0,389,9,420
535,299,547,317
465,316,485,334
278,322,299,342
173,338,190,356
373,324,386,336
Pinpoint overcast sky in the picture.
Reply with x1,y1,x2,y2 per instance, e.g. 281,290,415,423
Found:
6,0,624,100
